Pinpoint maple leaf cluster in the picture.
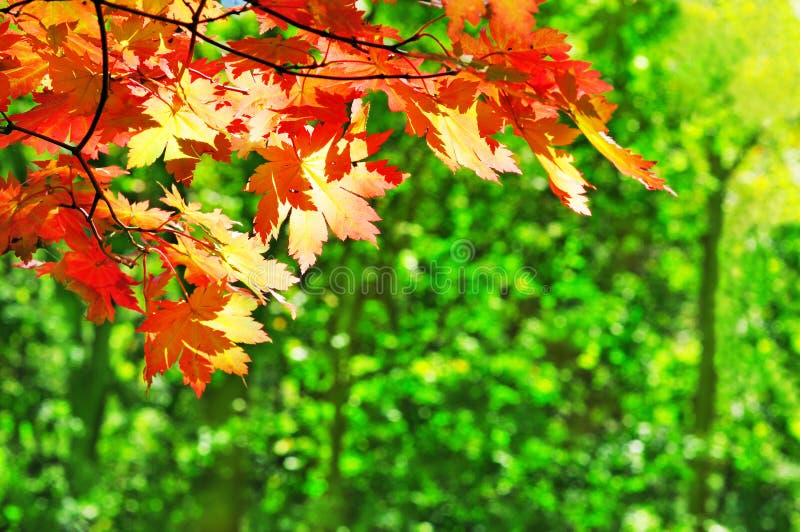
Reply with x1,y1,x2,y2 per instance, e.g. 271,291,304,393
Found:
0,0,670,396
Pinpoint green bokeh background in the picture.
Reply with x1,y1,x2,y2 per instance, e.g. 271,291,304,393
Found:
2,0,800,530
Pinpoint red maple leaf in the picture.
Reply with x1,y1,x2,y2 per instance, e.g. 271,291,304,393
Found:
36,238,142,324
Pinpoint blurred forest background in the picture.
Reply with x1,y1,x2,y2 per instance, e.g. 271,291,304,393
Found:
2,0,800,530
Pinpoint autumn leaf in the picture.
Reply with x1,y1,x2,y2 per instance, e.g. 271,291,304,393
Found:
516,116,593,215
0,71,9,113
487,0,545,47
286,208,328,273
158,184,299,293
160,184,236,237
138,283,232,392
225,36,313,77
535,147,593,216
421,102,521,182
0,0,670,397
568,95,669,193
127,90,219,167
139,284,274,396
37,239,142,324
204,292,270,345
307,0,370,37
442,0,485,40
215,230,300,300
249,104,404,272
106,193,172,230
163,233,229,286
208,345,251,377
179,346,215,397
0,177,58,258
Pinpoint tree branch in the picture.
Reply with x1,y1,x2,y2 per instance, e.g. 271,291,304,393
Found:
97,0,458,81
75,0,110,153
246,0,416,53
0,0,35,15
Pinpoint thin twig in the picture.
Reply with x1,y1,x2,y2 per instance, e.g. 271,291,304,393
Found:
0,0,35,15
1,114,75,151
177,0,207,82
76,0,110,153
98,0,458,81
246,0,429,54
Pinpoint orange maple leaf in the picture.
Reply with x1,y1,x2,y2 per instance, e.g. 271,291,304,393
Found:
249,103,405,272
568,95,671,194
487,0,545,47
442,0,485,41
138,283,273,397
138,283,233,396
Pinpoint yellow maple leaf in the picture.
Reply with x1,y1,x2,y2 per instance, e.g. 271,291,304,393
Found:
204,292,270,344
284,136,383,272
161,186,298,305
202,292,270,377
534,147,592,216
208,346,252,376
287,208,328,274
421,102,521,182
516,116,593,215
165,234,228,286
568,96,669,193
161,185,235,237
217,230,299,299
127,92,218,168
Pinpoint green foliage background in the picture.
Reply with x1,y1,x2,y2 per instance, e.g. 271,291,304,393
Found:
2,0,800,530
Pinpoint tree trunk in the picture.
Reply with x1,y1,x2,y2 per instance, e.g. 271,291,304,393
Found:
318,254,362,530
66,318,113,496
689,139,754,527
189,376,249,532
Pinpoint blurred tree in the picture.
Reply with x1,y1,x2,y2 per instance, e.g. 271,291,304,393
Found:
550,0,800,528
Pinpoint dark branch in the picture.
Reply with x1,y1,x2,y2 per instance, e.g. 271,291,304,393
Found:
76,0,110,152
0,115,75,152
245,1,444,55
98,0,458,81
0,0,35,14
178,0,208,81
194,28,457,81
246,0,398,52
74,154,125,228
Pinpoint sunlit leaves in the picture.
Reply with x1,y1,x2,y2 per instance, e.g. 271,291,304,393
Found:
127,92,219,168
37,239,142,324
247,104,406,272
568,95,668,193
421,102,521,182
0,0,668,396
